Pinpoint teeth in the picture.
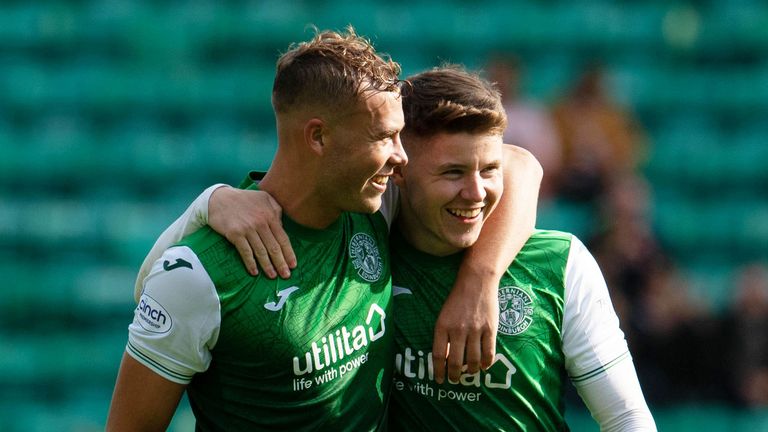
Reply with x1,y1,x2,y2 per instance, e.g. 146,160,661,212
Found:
448,208,482,218
372,175,388,185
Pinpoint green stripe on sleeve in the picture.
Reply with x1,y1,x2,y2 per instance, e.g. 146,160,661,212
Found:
126,341,194,383
569,351,630,383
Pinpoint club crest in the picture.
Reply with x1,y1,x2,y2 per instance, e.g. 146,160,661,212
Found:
498,286,534,335
349,233,382,282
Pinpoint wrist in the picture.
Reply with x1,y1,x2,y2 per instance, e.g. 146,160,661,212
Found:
455,261,504,293
205,184,233,224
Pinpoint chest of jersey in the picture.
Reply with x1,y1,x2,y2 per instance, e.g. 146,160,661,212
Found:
389,230,571,431
184,213,394,430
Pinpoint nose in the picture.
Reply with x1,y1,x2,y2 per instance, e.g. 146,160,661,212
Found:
389,133,408,167
461,172,486,202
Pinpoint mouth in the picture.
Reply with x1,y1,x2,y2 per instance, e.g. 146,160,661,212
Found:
446,207,483,220
372,175,388,186
369,175,389,192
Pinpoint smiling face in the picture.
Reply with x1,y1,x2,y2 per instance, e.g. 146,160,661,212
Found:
318,89,407,215
394,132,504,256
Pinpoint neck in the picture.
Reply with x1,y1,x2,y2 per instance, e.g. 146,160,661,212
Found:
260,158,341,230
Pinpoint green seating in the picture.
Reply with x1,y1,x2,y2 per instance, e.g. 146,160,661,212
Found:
654,196,768,263
537,199,596,241
1,2,767,431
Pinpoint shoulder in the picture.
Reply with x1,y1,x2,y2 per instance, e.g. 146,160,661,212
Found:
144,245,215,294
527,229,573,246
517,229,573,263
347,211,388,227
140,246,220,325
177,225,229,254
131,245,221,381
345,211,390,240
176,226,244,278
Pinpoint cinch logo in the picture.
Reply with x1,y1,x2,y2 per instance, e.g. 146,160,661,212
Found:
136,294,173,334
292,303,386,376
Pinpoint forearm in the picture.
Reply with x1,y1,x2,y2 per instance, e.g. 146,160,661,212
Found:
457,145,541,283
133,184,226,301
433,146,542,380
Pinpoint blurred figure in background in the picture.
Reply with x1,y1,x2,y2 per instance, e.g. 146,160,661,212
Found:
587,174,723,405
586,174,667,402
551,63,647,203
485,55,562,201
588,175,666,320
630,262,719,404
723,263,768,407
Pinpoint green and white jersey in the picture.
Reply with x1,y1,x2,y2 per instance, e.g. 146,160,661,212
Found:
128,207,394,431
389,229,633,431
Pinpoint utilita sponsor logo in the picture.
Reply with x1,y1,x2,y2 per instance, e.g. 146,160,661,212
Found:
292,303,386,376
395,348,516,389
136,294,173,334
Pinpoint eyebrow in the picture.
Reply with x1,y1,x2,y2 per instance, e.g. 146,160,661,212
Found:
435,160,502,171
435,163,466,171
374,127,400,139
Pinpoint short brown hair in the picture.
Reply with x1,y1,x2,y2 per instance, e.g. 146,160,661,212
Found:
402,65,507,139
272,26,402,115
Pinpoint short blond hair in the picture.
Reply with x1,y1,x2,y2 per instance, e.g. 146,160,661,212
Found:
272,26,402,115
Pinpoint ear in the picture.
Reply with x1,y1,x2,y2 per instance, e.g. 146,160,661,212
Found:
304,118,325,155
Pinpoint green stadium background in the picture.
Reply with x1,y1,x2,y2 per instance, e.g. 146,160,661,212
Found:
1,1,767,430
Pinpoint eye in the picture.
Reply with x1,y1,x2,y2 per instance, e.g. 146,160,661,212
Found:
379,130,398,142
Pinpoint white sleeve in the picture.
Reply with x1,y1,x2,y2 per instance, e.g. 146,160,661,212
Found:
379,180,400,229
127,246,221,384
561,236,656,431
133,184,227,301
573,359,657,431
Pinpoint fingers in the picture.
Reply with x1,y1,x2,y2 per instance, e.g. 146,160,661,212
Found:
431,331,449,384
481,326,497,370
432,326,473,383
277,235,297,270
446,336,466,383
432,324,497,384
231,236,260,276
233,222,293,279
210,188,296,279
265,193,296,276
270,220,297,272
463,332,482,375
245,230,277,279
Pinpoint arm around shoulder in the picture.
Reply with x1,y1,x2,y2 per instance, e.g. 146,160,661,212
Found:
456,144,542,289
432,145,542,382
134,184,227,301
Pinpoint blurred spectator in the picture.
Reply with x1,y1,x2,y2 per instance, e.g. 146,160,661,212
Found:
631,262,720,404
551,63,647,203
589,174,663,309
588,174,720,404
723,263,768,407
485,56,562,200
